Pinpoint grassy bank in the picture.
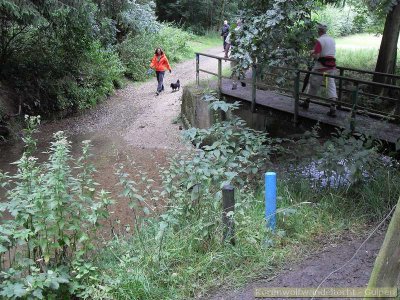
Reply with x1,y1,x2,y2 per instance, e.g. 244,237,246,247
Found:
187,31,222,55
91,176,397,299
335,33,400,71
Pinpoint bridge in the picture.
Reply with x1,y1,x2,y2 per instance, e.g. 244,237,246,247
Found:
195,52,400,146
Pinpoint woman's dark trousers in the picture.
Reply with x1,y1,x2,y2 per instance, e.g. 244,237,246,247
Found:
156,71,165,93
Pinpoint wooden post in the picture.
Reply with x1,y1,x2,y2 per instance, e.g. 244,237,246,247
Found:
251,64,257,113
293,71,300,126
350,83,359,132
365,196,400,300
222,184,235,245
196,53,200,86
338,68,344,103
218,58,222,94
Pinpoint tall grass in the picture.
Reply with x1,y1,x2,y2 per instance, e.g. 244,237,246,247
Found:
335,34,400,72
336,48,379,71
89,171,400,299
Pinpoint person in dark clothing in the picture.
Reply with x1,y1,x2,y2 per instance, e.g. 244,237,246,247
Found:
221,20,230,51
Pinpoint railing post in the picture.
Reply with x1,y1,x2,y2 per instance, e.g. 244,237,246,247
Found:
350,83,359,132
222,184,235,245
251,64,257,113
218,58,222,94
196,53,200,86
338,68,344,103
293,70,300,126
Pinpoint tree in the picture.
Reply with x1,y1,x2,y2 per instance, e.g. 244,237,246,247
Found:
155,0,240,33
231,0,318,72
371,1,400,83
0,1,39,73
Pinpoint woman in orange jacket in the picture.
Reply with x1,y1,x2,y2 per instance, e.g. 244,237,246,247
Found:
150,48,172,96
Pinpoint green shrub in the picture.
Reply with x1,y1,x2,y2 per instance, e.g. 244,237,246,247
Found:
118,33,157,81
7,35,125,114
0,1,125,116
155,25,193,63
57,42,125,110
0,116,114,298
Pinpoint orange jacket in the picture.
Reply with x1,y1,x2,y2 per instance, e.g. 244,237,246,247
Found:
150,54,172,72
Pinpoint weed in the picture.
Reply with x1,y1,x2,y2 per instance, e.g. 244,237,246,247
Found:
0,116,114,298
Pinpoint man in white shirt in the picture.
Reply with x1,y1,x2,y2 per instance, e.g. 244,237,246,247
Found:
301,23,338,117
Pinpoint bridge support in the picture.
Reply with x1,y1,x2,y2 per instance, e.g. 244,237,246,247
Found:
251,64,257,113
218,58,222,95
338,68,344,103
293,71,300,126
350,84,359,132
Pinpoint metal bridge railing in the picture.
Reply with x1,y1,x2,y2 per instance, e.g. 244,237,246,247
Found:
195,52,400,132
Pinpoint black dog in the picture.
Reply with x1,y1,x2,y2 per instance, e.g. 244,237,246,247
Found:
170,79,180,92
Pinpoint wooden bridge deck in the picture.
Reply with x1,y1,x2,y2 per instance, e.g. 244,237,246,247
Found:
220,78,400,145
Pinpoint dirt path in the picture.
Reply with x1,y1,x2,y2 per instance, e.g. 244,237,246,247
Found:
208,231,385,300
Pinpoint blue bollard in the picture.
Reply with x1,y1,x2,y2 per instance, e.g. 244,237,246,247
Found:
265,172,277,231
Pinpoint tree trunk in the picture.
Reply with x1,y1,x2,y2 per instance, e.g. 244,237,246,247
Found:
220,0,226,30
365,197,400,300
373,3,400,84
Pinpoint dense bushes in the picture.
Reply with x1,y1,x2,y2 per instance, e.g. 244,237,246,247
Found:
0,1,126,116
56,43,125,111
7,38,124,114
0,1,194,117
314,4,378,37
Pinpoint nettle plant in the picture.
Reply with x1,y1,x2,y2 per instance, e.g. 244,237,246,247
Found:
159,94,283,235
0,116,114,299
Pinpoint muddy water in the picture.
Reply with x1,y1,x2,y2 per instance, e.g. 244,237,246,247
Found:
0,130,177,228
